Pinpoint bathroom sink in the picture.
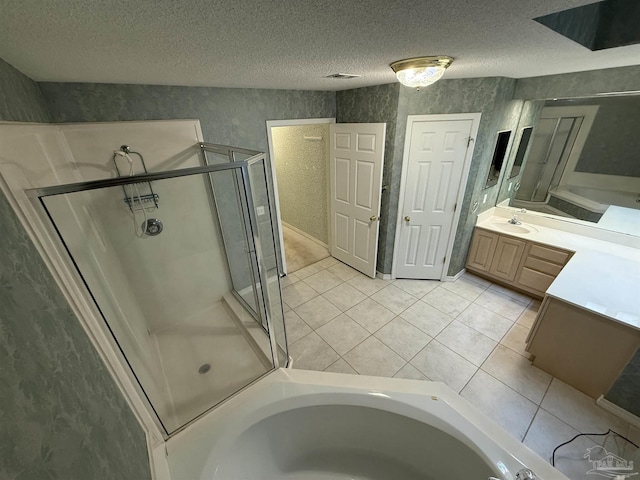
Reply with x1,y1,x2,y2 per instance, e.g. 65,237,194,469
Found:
490,221,538,235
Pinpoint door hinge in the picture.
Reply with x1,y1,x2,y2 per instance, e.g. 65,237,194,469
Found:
467,137,474,148
453,203,457,212
443,256,446,264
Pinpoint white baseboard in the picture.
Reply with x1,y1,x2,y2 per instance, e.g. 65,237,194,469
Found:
376,271,392,280
596,395,640,428
443,268,466,282
282,221,328,248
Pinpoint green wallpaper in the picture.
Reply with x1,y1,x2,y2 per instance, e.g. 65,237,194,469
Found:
0,58,151,480
0,58,51,123
272,124,330,244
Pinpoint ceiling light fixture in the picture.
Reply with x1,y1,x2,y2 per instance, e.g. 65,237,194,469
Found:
390,56,453,89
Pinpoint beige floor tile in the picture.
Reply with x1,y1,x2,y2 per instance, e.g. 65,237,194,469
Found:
456,303,514,341
323,283,367,311
303,269,344,294
410,341,477,393
460,369,538,441
440,276,488,301
475,289,528,320
280,272,301,288
342,337,406,377
488,283,533,305
523,408,608,479
282,281,318,308
500,323,531,357
294,262,324,279
523,408,580,464
316,314,370,355
289,332,339,371
347,273,390,296
461,271,493,288
400,300,454,337
374,317,432,361
294,295,341,329
283,310,312,343
393,363,429,381
372,284,418,314
324,358,358,374
327,262,361,281
481,345,552,404
345,297,395,333
392,279,439,298
316,256,339,269
422,286,471,317
516,304,539,329
436,321,497,366
541,378,629,435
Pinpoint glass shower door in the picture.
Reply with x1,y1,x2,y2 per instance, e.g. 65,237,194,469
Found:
34,159,286,435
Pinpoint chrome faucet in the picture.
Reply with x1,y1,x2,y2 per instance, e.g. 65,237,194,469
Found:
508,214,521,225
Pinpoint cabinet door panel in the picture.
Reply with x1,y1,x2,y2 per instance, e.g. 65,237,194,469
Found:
466,229,499,272
529,244,571,265
518,267,555,294
524,256,563,276
489,237,526,281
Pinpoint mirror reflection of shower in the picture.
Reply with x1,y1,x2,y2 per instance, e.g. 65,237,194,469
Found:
112,145,163,237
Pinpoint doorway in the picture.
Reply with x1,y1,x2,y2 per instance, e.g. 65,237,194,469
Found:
267,119,334,274
392,114,481,280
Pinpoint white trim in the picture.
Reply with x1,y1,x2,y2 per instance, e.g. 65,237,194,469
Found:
281,221,329,248
443,268,466,282
265,118,336,275
596,396,640,428
391,113,482,281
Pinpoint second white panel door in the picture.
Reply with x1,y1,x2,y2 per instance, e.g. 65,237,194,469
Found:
395,119,473,279
329,123,386,278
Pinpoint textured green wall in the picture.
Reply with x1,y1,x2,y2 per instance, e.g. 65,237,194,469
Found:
336,83,400,272
39,82,336,151
0,58,151,480
272,124,330,244
0,58,51,122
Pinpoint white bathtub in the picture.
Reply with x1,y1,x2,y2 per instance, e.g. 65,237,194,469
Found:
164,369,566,480
550,185,640,214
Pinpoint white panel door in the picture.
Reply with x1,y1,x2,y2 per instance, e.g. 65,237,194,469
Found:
329,123,386,278
396,119,473,279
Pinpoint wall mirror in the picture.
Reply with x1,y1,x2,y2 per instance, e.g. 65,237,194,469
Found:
484,130,512,188
508,126,533,179
496,93,640,236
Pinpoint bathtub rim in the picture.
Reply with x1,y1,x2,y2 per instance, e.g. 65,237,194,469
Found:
163,368,568,480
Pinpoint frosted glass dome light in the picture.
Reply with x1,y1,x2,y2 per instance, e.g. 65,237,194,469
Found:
390,56,453,89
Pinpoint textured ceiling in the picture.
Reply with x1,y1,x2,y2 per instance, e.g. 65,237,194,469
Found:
1,0,639,90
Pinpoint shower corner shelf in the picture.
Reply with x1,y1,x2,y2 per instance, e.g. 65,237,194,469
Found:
113,146,160,213
124,193,160,209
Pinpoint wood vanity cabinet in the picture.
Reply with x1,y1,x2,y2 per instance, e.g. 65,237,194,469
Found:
466,228,573,298
527,297,640,398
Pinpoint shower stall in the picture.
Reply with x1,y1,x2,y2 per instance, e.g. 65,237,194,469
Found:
27,141,288,436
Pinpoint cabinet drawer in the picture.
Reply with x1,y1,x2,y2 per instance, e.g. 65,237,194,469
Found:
529,244,571,265
524,256,563,276
518,267,555,293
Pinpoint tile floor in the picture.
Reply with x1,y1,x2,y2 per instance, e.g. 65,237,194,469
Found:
283,257,639,480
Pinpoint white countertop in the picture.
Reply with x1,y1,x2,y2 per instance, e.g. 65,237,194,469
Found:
597,205,640,237
476,212,640,331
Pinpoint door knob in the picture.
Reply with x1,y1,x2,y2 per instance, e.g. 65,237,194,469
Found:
404,216,411,222
370,215,379,221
